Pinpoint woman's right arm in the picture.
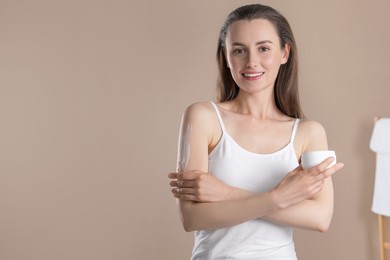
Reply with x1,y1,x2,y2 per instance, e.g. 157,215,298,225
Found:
172,103,335,232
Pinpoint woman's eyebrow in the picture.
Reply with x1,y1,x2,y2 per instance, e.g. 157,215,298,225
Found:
231,40,273,46
256,40,273,45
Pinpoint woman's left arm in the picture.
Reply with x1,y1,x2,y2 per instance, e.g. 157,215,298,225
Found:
264,120,337,232
263,178,333,232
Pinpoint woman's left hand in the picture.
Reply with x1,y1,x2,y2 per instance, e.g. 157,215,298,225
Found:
168,170,236,202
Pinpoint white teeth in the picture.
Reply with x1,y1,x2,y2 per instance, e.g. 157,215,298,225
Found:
243,72,264,77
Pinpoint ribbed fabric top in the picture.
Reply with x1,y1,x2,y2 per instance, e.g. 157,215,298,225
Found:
191,102,300,260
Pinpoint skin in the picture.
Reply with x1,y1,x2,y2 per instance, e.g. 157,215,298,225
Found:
169,19,344,232
177,124,191,172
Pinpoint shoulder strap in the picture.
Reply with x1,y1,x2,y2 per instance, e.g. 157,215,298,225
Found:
210,102,226,133
290,118,300,143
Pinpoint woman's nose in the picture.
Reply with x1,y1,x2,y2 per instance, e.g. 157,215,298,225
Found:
246,51,259,68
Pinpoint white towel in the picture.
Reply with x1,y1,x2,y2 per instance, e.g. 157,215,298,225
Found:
370,118,390,217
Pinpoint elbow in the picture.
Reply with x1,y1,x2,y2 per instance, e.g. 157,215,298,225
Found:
317,222,330,233
178,209,196,232
180,215,198,232
178,201,199,232
314,205,333,233
182,222,195,232
315,218,331,233
180,211,210,232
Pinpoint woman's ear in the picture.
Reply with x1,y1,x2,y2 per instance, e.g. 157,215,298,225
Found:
281,43,290,64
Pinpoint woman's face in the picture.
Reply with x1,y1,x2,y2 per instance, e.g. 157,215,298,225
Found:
225,19,289,94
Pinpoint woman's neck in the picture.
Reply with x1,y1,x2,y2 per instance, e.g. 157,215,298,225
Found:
229,89,285,120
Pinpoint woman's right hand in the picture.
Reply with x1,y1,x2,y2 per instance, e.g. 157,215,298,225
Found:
168,170,238,202
270,157,344,209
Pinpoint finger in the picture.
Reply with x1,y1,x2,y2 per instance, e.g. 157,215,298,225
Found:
168,172,180,179
320,162,344,177
173,193,199,202
177,171,201,180
309,157,335,175
318,157,335,170
170,180,196,188
310,182,325,196
180,180,196,188
312,162,344,182
172,187,196,195
168,172,194,180
169,170,207,180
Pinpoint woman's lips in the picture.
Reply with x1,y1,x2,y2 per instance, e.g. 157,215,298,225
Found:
242,72,265,80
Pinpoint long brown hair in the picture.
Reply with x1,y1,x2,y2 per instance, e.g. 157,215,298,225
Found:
216,4,304,119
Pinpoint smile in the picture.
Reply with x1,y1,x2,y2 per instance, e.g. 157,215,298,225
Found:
242,72,265,79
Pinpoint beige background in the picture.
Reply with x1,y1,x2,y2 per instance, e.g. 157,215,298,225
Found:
1,0,389,259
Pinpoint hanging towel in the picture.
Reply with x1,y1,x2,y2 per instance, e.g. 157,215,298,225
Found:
370,118,390,217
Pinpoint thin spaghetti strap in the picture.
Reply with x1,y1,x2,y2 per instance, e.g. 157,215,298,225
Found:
290,118,300,143
210,102,226,133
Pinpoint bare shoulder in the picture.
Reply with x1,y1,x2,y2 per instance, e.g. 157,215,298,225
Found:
298,120,327,138
181,102,221,148
182,101,220,131
184,102,214,115
296,120,328,153
182,102,216,123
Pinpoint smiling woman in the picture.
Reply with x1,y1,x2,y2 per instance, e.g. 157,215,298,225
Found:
216,4,300,119
168,4,344,260
224,19,290,99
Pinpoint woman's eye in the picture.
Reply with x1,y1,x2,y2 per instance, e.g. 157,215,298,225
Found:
233,48,245,55
259,47,270,52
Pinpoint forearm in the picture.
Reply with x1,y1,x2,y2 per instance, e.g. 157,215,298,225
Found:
263,198,333,232
178,191,279,231
186,179,334,232
263,179,334,232
177,175,334,232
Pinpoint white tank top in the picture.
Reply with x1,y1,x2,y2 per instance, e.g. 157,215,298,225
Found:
191,102,300,260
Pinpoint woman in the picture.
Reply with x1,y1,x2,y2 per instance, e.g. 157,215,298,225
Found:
168,4,344,260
